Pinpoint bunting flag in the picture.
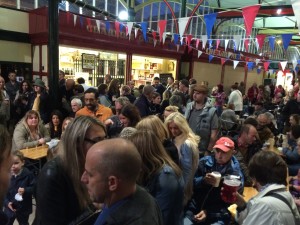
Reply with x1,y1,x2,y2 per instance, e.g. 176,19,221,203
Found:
208,39,213,48
140,22,148,41
158,20,167,42
282,34,293,51
255,58,261,65
257,68,262,74
173,34,180,45
247,62,255,70
105,21,110,33
178,17,189,38
298,59,300,64
152,31,157,40
291,0,300,33
96,20,100,32
127,22,134,39
209,55,214,63
163,32,167,44
79,16,84,28
120,23,125,32
221,58,226,66
280,61,288,70
115,21,120,37
134,28,138,38
216,39,220,49
198,50,203,58
242,5,261,37
201,35,207,49
196,39,200,49
186,34,192,46
73,14,77,26
224,39,229,51
204,13,217,38
233,35,242,49
268,36,276,51
292,60,298,70
180,37,184,45
233,60,239,69
256,34,266,49
263,61,270,71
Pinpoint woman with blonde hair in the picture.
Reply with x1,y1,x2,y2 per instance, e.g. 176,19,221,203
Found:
136,115,179,165
12,110,50,151
165,112,200,205
128,129,184,225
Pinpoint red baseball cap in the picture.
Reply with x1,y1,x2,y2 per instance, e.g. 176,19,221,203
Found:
213,137,234,152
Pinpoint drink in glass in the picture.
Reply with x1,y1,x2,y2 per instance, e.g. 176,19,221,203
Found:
211,171,221,187
221,177,241,203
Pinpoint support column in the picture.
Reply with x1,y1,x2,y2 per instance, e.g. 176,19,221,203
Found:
48,0,59,109
180,0,186,17
220,64,225,83
126,53,132,84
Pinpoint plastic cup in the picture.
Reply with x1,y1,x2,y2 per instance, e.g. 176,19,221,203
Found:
221,176,241,203
211,171,221,187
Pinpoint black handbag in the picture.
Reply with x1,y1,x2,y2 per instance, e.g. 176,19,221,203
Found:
68,204,101,225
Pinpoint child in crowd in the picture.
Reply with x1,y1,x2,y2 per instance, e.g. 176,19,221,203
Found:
3,151,35,225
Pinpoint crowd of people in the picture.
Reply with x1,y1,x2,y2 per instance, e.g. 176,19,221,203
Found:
1,70,300,225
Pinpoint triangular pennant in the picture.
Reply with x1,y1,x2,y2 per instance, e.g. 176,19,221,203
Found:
233,35,242,49
173,34,180,45
208,39,213,48
216,39,220,49
224,39,229,51
280,61,288,70
127,22,134,38
298,59,300,64
79,16,84,28
163,32,167,44
268,36,276,51
281,34,293,51
257,68,262,74
269,69,274,75
256,34,266,49
180,37,184,46
233,61,239,69
263,61,270,71
202,35,207,49
134,28,138,38
292,60,298,70
115,21,120,38
196,39,200,49
105,21,110,33
209,55,214,63
178,17,189,38
247,62,255,71
204,13,217,38
73,14,77,26
242,5,261,37
96,20,101,32
291,0,300,33
198,50,203,58
140,22,148,41
186,34,193,46
255,58,261,65
221,58,226,65
152,31,157,40
158,20,167,42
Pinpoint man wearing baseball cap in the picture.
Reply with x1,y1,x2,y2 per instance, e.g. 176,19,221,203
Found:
184,137,244,225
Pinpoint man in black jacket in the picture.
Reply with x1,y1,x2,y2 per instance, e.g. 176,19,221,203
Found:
81,138,163,225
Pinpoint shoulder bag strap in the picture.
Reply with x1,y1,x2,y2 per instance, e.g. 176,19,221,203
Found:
264,191,296,221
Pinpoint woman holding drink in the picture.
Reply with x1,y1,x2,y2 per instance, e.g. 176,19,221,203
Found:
229,151,300,225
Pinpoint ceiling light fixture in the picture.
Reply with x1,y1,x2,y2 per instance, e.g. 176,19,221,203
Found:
118,11,128,21
277,8,282,15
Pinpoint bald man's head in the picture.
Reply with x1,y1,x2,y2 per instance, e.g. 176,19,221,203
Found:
87,138,142,183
